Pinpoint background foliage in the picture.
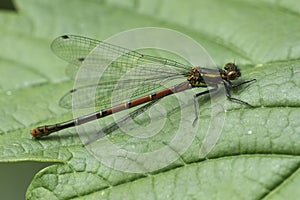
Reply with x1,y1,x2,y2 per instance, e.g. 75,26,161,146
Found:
0,0,300,199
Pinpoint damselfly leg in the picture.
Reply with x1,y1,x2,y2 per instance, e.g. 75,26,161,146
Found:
223,79,256,107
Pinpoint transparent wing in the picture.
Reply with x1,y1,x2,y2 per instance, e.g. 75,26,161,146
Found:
52,35,191,109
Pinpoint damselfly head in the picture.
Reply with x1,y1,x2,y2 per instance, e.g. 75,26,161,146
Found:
224,62,241,80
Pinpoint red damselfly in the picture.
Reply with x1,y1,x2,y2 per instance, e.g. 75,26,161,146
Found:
31,35,256,139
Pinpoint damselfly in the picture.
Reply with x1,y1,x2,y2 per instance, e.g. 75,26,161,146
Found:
31,35,256,139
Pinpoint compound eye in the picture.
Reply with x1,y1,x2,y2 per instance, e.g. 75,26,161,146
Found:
227,71,237,80
224,62,234,70
224,64,230,70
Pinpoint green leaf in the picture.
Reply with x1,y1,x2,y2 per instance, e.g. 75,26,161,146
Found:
0,0,300,199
